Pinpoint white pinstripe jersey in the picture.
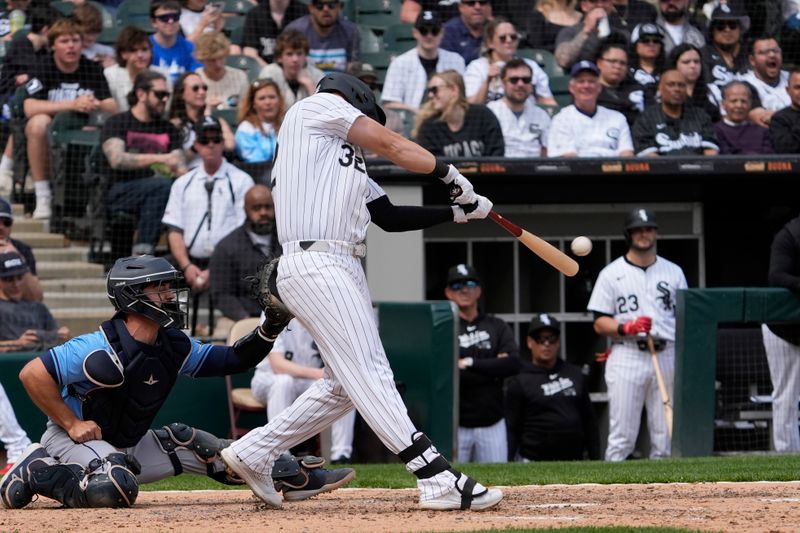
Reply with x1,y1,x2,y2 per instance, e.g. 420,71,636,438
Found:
272,92,386,244
486,98,550,157
740,70,790,112
463,57,553,102
381,48,466,107
547,105,633,157
587,255,688,341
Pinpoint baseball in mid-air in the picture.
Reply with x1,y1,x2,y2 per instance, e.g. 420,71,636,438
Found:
571,236,593,256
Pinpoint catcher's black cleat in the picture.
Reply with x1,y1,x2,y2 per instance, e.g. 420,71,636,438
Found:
277,462,355,502
0,443,50,509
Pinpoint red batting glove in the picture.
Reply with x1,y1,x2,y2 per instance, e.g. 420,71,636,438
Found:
622,316,652,336
595,347,611,363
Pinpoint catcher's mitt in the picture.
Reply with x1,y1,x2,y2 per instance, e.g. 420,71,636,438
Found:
246,257,294,339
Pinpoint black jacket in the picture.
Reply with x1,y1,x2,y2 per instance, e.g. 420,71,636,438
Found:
769,107,800,154
766,215,800,345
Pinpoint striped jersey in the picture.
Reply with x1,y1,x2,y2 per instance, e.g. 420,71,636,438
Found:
547,105,633,157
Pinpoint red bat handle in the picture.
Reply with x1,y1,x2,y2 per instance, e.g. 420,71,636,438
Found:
488,210,522,237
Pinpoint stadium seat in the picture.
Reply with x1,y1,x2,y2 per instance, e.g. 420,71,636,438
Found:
221,0,255,15
226,54,263,84
360,51,397,85
212,107,238,127
355,0,400,33
116,0,154,33
225,317,266,438
383,23,415,53
549,75,571,107
538,104,560,118
358,24,383,54
223,15,246,45
517,48,564,77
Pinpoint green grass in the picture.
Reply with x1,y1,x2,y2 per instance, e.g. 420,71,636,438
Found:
142,454,800,492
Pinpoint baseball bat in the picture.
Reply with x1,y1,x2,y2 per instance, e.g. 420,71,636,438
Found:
647,335,673,438
488,211,579,277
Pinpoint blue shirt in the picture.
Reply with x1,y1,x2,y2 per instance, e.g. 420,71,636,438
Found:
150,35,201,85
440,16,482,65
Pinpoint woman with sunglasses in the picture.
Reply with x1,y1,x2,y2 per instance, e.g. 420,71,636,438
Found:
667,43,721,123
258,29,324,109
628,23,666,104
104,26,155,112
169,72,236,168
522,0,581,52
413,70,504,156
235,79,284,165
463,17,557,106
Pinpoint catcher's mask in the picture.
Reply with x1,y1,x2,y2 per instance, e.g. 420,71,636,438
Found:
106,255,189,329
623,207,658,246
316,72,387,125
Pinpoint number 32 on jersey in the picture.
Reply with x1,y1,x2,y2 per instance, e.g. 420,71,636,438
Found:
338,143,366,173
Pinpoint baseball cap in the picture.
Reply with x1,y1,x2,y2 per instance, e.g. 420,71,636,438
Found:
351,62,378,83
569,60,600,78
446,263,481,285
527,313,561,337
0,251,29,278
709,3,750,33
631,22,664,44
194,115,222,137
0,198,12,221
415,10,441,30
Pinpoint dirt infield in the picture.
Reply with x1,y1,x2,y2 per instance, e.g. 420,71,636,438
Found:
2,481,799,532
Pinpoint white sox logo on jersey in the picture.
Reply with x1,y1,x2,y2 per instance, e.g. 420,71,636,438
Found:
656,281,675,312
541,376,576,397
459,329,492,350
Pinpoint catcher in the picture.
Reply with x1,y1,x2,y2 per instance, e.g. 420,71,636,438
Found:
0,255,355,509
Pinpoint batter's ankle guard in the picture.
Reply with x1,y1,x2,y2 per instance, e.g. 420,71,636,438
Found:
398,433,450,479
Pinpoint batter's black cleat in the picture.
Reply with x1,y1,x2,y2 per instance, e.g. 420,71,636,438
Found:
0,443,50,509
277,460,355,502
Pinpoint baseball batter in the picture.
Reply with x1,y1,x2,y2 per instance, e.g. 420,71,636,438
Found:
0,255,353,509
587,208,687,461
222,72,502,511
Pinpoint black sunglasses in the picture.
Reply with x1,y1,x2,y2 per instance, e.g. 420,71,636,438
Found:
497,33,519,43
196,135,223,145
506,76,532,84
150,89,170,100
449,280,479,290
189,83,209,93
417,26,441,37
533,333,559,344
0,218,11,227
638,36,662,44
154,12,180,23
312,0,339,9
461,0,489,5
713,20,740,30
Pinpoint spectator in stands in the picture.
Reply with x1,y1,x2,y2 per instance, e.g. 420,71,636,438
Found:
782,0,800,68
596,41,645,125
0,198,42,302
241,0,306,66
628,22,665,103
149,0,201,85
180,0,224,45
209,184,277,336
523,0,582,53
554,0,630,71
654,0,705,55
73,2,115,68
258,29,324,109
0,381,32,476
742,37,791,129
0,0,31,43
440,0,492,65
667,43,720,122
714,81,773,155
285,0,360,73
0,251,70,352
505,313,600,461
235,78,283,165
611,0,656,29
444,263,520,463
251,318,356,463
769,68,800,155
195,32,248,110
101,70,185,256
588,207,687,461
632,69,719,156
23,17,117,220
381,10,465,115
104,27,153,113
761,212,800,453
548,60,633,157
162,116,253,316
700,4,750,91
487,59,551,158
0,3,59,197
169,72,236,168
400,0,462,26
464,17,556,107
413,70,505,157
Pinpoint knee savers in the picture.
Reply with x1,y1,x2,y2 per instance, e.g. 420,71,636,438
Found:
151,422,241,485
29,453,140,508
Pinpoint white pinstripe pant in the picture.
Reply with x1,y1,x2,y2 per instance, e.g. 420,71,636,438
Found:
0,382,31,463
230,249,457,499
457,418,507,463
761,324,800,453
604,344,674,461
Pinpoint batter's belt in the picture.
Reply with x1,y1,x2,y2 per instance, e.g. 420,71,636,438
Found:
283,240,367,258
613,338,669,352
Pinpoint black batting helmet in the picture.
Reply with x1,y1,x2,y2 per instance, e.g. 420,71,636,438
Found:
624,207,658,244
106,255,189,329
316,72,387,125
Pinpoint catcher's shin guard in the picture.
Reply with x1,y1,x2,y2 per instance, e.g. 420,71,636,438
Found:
29,453,140,508
151,423,243,485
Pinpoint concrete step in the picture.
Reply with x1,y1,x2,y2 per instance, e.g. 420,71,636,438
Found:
37,260,104,280
52,308,112,336
41,277,107,293
12,203,24,216
12,232,67,248
44,292,109,309
32,247,90,262
11,218,48,233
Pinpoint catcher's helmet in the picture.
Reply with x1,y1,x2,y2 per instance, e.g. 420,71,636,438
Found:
624,207,658,244
316,72,387,125
106,255,189,329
